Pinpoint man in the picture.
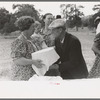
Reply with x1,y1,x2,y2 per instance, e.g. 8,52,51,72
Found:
56,15,61,19
46,19,88,79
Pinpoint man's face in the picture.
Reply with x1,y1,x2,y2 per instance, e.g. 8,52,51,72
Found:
48,28,61,42
29,23,36,36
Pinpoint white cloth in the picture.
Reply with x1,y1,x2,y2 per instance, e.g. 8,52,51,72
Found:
29,74,62,81
96,22,100,35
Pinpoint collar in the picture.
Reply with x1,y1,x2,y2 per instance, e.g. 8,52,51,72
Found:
18,33,31,43
22,33,27,40
60,37,65,43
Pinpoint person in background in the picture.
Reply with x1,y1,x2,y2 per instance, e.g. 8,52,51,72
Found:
10,16,44,81
88,17,100,78
45,19,88,79
40,13,54,47
31,21,48,50
56,15,68,32
56,15,61,19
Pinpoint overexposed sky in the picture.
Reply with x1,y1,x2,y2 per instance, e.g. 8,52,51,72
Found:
0,1,100,16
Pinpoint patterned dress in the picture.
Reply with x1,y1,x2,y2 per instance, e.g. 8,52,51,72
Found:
31,33,46,50
88,33,100,78
31,28,54,49
10,34,37,81
40,28,55,47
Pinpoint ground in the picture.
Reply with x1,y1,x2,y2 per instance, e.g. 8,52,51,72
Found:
0,27,96,80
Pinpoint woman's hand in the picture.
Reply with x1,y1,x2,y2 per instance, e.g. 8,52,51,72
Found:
33,59,45,68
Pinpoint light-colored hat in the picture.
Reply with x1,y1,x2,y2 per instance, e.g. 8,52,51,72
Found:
48,19,66,29
94,16,100,23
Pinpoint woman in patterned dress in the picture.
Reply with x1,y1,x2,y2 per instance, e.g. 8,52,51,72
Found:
40,13,54,47
88,32,100,78
10,16,44,81
88,17,100,78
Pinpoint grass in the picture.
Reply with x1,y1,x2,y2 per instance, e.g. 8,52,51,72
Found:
0,27,96,80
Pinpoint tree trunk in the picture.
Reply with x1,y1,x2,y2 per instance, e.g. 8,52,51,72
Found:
81,24,84,29
76,26,78,31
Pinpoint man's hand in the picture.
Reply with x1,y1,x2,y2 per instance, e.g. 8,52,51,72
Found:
49,64,59,70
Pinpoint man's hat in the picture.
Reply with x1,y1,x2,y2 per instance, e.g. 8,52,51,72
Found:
48,19,66,29
94,16,100,23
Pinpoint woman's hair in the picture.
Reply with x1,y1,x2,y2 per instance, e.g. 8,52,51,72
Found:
41,13,53,27
15,16,35,31
43,13,53,20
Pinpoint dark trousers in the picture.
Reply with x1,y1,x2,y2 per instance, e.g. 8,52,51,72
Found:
45,69,61,76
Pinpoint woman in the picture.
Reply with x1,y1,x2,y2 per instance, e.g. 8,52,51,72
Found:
31,13,54,49
40,13,54,47
88,17,100,78
88,28,100,78
10,16,44,81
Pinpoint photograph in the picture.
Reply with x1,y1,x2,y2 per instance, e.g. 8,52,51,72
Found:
0,0,100,98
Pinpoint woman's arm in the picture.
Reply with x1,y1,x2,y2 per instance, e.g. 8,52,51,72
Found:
13,57,43,68
41,41,48,49
92,42,100,55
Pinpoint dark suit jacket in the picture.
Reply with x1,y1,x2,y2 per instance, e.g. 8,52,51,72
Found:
55,32,88,79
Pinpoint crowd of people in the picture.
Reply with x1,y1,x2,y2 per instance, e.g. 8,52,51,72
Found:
10,13,100,81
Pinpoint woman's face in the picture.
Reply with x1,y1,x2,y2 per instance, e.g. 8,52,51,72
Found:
28,23,35,36
44,14,53,26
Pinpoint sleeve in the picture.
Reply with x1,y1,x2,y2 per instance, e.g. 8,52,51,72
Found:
59,39,82,73
31,34,44,44
94,33,100,49
10,39,27,60
31,34,45,50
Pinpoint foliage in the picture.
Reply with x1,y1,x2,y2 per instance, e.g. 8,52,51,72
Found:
0,8,10,30
81,15,94,29
60,4,84,19
60,4,84,31
86,5,100,29
12,4,40,21
2,14,18,35
93,4,100,12
0,4,42,35
68,15,82,28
